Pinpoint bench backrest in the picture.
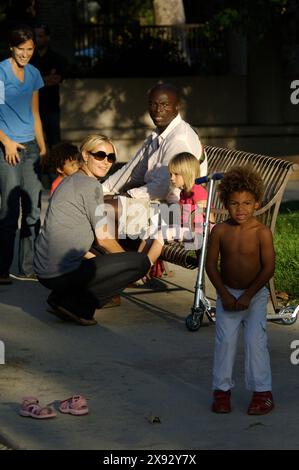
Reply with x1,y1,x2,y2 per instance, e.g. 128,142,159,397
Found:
205,146,297,234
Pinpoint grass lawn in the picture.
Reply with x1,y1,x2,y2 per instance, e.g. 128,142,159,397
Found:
274,201,299,303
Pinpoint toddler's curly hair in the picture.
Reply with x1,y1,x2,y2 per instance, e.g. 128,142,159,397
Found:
44,141,80,173
218,165,264,208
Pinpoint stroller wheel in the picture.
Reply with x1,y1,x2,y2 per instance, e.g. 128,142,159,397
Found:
278,305,298,325
185,313,202,331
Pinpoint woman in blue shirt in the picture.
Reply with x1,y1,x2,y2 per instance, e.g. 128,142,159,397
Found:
0,24,46,284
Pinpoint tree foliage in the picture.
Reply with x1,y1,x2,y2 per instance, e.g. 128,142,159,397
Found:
196,0,296,40
76,0,154,24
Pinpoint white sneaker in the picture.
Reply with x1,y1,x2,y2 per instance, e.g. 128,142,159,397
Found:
10,273,38,281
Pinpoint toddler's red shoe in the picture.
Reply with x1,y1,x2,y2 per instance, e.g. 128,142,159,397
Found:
247,391,274,415
212,389,231,413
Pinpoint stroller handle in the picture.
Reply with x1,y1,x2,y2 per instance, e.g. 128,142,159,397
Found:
195,172,224,185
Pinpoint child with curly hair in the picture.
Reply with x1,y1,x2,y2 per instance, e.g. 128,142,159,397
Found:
45,141,81,195
206,165,275,415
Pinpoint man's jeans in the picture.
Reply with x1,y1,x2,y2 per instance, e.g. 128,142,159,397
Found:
40,110,61,148
0,140,41,275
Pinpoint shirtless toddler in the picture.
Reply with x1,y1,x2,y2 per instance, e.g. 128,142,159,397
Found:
206,165,275,415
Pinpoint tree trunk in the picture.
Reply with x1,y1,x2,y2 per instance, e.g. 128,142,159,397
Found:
153,0,186,25
153,0,189,65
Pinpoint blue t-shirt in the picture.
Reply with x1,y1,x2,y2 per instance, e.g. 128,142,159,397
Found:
0,59,44,142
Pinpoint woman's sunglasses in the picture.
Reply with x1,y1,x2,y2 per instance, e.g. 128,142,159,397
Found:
89,150,116,163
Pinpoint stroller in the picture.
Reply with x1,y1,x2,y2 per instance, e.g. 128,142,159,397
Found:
185,173,299,331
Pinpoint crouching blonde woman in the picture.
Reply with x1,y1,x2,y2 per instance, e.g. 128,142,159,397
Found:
34,134,151,325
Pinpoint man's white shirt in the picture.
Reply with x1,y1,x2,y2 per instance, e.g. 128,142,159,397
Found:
102,114,206,203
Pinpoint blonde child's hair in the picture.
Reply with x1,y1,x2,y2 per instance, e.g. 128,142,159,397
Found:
168,152,200,193
79,134,117,157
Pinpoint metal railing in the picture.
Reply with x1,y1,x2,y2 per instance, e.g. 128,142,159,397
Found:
73,24,227,76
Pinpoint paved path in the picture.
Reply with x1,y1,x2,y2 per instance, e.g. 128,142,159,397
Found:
0,265,299,450
282,181,299,202
0,181,298,450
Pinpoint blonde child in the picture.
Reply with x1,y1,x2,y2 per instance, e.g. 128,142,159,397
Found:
140,152,210,268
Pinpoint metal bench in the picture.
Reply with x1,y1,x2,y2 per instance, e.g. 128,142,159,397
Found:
160,145,298,313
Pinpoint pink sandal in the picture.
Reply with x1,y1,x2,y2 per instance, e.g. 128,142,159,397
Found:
59,395,89,416
19,396,57,419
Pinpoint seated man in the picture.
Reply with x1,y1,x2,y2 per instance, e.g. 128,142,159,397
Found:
103,83,207,204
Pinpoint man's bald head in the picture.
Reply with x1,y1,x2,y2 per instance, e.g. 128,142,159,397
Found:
149,83,180,102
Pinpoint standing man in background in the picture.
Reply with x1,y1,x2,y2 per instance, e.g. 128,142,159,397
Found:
31,23,65,148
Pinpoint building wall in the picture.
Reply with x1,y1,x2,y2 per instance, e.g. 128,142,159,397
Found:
61,76,299,160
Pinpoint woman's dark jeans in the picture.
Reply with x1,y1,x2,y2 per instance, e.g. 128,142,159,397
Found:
38,251,151,319
0,140,41,276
